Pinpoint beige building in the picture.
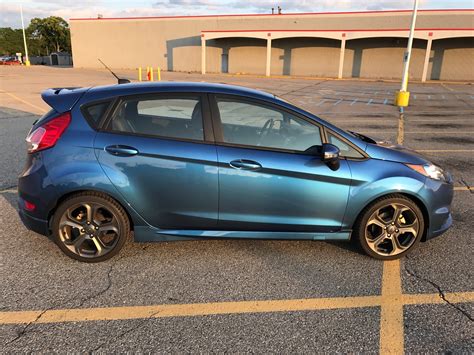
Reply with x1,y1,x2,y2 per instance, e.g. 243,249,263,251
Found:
70,9,474,81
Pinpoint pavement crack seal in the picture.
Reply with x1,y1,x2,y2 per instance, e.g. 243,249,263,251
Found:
459,179,473,194
3,308,50,346
90,309,163,353
3,259,119,347
404,257,473,322
88,248,158,353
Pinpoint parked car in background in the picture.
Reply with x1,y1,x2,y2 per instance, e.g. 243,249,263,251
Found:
18,82,453,262
0,56,21,65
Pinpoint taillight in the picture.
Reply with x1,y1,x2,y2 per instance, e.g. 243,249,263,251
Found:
26,112,71,153
24,200,36,211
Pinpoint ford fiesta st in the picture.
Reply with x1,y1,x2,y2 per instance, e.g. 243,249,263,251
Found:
18,82,453,262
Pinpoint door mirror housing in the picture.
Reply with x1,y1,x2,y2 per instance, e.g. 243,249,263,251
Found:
321,143,340,171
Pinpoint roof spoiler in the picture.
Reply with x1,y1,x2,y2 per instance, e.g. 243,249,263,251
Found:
41,87,88,113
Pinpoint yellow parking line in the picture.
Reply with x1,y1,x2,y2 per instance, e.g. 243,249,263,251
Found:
0,295,382,325
402,292,474,305
0,189,17,193
454,186,472,191
0,90,47,114
441,83,455,92
417,149,474,153
1,290,472,326
331,118,473,122
379,260,404,355
359,131,474,135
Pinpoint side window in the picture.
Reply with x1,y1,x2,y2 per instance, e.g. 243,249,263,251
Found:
82,101,111,127
108,96,204,141
327,132,364,159
216,97,322,152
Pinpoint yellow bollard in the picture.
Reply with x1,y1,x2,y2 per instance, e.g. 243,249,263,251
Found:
157,67,161,81
395,90,410,107
138,67,142,81
25,60,31,67
150,66,154,81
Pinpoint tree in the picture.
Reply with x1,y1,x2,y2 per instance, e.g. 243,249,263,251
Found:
28,16,71,55
0,27,24,55
0,16,71,56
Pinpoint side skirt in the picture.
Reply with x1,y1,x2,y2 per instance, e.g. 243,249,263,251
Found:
134,226,351,242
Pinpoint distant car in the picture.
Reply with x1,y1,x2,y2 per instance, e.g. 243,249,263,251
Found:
18,82,453,262
0,56,21,65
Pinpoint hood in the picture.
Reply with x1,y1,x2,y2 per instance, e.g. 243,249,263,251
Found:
354,132,430,165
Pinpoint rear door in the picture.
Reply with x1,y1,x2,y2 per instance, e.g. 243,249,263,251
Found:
210,94,352,233
94,92,218,229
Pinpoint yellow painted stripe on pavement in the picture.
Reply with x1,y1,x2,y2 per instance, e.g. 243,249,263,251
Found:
417,149,474,153
0,90,47,114
359,131,474,135
379,260,404,355
454,186,472,191
0,295,382,325
402,291,474,305
0,291,472,326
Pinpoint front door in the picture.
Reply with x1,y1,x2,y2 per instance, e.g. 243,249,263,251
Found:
94,93,218,229
211,95,352,232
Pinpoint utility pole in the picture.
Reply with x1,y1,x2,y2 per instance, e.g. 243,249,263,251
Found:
395,0,419,107
20,5,30,66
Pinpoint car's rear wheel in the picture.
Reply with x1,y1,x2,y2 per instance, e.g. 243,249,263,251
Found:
354,194,424,260
52,192,129,262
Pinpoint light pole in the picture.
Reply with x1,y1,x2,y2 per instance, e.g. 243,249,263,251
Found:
395,0,419,107
20,5,30,67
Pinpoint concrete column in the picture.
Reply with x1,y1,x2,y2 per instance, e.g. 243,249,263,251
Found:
201,36,206,75
338,38,346,79
266,38,272,77
421,38,433,82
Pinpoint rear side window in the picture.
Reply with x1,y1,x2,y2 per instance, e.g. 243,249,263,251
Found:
82,101,111,127
107,95,204,141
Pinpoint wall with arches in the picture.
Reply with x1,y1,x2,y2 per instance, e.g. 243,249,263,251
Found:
70,10,474,81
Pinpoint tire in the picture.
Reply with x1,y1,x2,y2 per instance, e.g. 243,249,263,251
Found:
51,192,130,263
353,194,425,260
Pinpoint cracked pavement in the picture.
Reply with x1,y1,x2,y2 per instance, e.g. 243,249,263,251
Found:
0,67,473,352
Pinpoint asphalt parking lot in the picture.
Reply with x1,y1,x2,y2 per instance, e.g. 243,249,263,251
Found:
0,66,473,353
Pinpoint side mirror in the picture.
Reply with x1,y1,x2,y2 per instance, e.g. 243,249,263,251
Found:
321,143,340,171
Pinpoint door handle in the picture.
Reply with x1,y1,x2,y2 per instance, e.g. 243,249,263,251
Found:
105,145,139,156
229,159,262,170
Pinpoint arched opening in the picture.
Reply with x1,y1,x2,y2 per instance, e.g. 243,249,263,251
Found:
208,37,268,75
429,37,474,81
271,37,341,77
344,37,426,79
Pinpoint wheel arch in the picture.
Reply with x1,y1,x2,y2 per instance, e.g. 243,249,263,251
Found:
47,188,137,232
350,191,430,242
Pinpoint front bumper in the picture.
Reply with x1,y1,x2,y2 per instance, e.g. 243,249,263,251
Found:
426,212,453,240
421,177,454,241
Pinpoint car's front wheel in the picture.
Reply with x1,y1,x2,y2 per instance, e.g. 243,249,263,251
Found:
52,192,130,262
354,194,425,260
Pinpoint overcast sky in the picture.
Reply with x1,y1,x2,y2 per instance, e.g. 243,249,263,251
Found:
1,0,472,28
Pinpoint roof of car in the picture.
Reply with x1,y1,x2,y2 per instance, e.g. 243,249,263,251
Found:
87,81,277,101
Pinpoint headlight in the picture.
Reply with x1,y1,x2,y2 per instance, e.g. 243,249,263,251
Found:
405,163,447,182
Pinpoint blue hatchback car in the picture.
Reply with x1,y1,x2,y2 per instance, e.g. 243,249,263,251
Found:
18,82,453,262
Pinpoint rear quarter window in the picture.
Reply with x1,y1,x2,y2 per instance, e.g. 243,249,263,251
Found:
82,101,111,128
